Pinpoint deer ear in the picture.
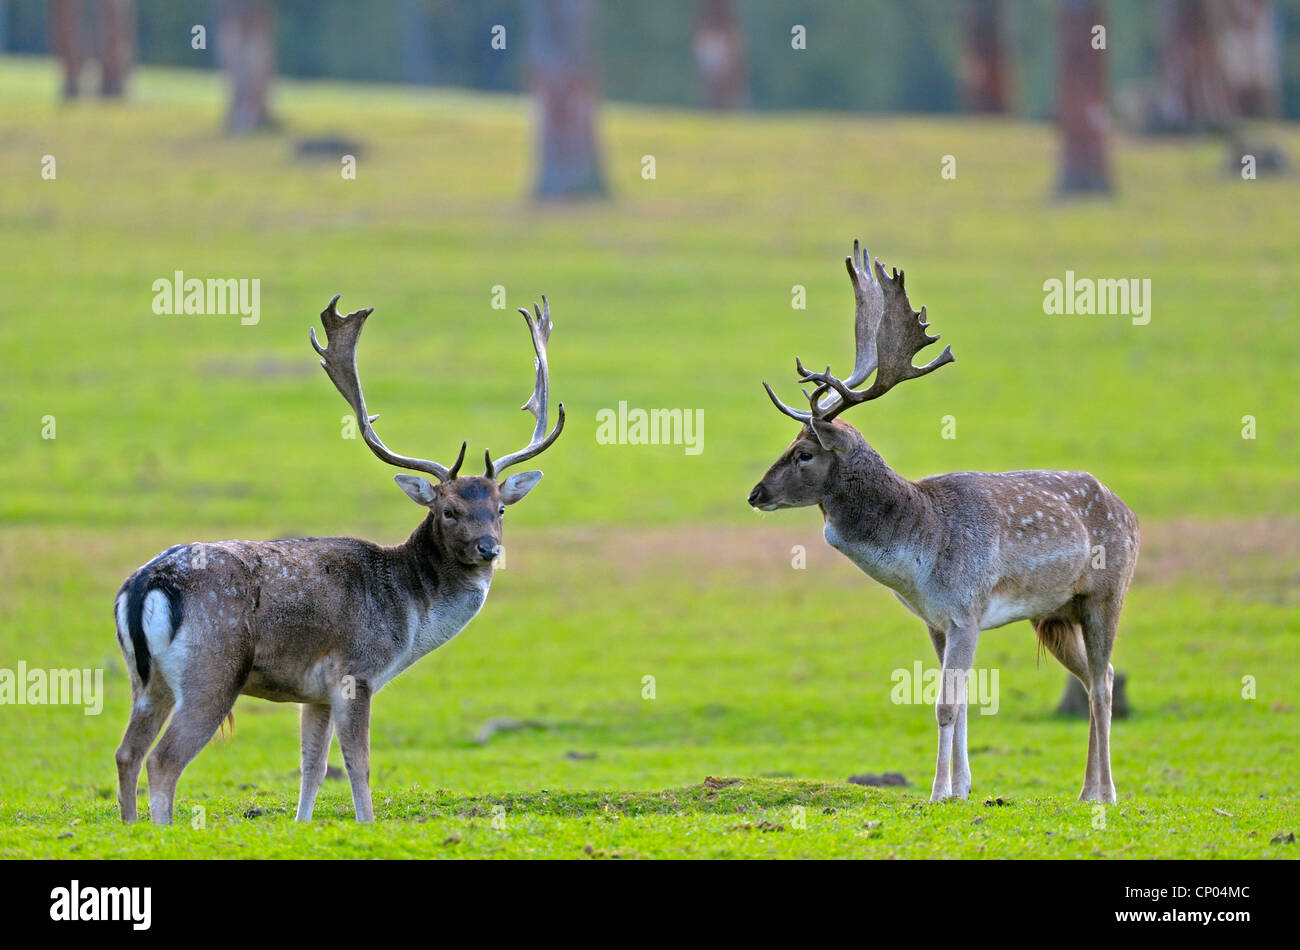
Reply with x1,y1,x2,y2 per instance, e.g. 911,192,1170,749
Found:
808,419,854,455
500,470,543,505
394,474,438,506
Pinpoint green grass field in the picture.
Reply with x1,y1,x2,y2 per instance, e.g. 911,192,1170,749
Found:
1,57,1297,858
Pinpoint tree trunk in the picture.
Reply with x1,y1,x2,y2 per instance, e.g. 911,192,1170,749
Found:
1057,672,1130,719
1056,0,1111,194
1216,0,1280,117
1145,0,1234,133
526,0,607,200
49,0,84,99
97,0,134,97
396,0,436,85
694,0,748,109
219,0,275,133
961,0,1012,113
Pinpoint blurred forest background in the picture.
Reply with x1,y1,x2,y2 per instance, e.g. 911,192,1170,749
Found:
2,0,1297,117
2,1,1295,201
2,1,1297,858
3,1,1296,119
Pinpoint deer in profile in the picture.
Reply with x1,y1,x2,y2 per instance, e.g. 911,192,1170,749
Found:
748,241,1138,803
114,294,565,823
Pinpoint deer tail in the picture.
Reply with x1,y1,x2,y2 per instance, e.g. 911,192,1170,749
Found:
1033,616,1075,669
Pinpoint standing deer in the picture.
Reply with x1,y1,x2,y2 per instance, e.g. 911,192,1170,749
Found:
747,241,1138,803
113,294,565,823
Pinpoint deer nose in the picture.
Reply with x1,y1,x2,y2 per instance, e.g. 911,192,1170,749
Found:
475,538,500,561
747,485,767,507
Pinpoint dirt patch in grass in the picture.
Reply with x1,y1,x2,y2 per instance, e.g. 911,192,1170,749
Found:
1129,517,1299,597
2,516,1295,605
505,516,1300,600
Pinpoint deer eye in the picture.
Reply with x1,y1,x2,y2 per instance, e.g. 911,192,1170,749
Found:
797,451,814,462
498,505,506,516
442,508,456,521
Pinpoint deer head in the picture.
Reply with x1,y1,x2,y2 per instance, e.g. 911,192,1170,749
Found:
748,240,953,511
311,294,565,566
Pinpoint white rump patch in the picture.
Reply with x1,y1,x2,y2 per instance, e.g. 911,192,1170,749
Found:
114,594,134,669
141,589,177,655
141,589,191,705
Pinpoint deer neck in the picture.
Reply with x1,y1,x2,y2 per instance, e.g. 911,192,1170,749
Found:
356,515,493,689
819,445,937,591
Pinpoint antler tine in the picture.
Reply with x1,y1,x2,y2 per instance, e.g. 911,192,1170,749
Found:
488,296,566,478
842,239,885,387
447,441,467,479
762,380,813,423
798,362,862,408
311,295,463,482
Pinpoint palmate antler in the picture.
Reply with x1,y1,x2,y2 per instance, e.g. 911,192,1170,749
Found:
311,293,565,483
312,294,467,481
763,240,954,426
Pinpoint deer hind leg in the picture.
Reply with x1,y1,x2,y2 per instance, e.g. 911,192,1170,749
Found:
928,626,971,799
144,660,246,826
331,683,373,822
115,680,174,823
296,703,334,822
1079,597,1120,804
931,622,979,802
1036,615,1101,801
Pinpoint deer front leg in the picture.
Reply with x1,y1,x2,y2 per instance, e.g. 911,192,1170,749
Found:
331,683,374,822
928,626,972,800
951,692,971,799
295,703,334,821
931,622,978,802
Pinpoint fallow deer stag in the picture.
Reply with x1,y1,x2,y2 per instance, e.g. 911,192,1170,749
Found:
748,241,1138,803
114,294,565,823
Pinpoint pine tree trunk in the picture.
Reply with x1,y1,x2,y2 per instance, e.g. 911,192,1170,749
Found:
219,0,275,133
396,0,436,85
1057,672,1130,718
694,0,748,109
1216,0,1280,117
49,0,84,99
97,0,134,98
1057,0,1112,194
962,0,1012,113
526,0,607,200
1145,0,1234,133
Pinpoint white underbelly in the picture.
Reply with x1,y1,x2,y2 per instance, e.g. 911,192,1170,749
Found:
980,591,1058,630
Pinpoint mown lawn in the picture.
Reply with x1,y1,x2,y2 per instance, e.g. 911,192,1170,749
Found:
0,58,1296,858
